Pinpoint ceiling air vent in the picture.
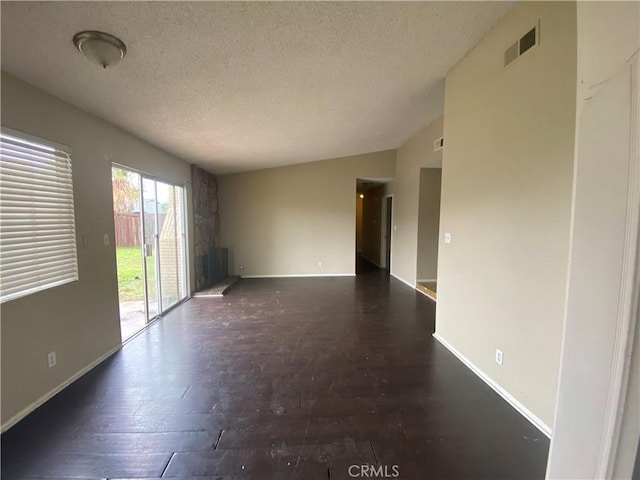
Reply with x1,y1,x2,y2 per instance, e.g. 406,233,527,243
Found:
434,137,444,152
504,24,539,67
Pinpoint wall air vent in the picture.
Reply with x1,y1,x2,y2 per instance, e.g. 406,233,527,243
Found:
434,137,444,152
504,24,539,67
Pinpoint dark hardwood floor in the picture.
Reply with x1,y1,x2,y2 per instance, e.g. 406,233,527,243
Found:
1,262,549,479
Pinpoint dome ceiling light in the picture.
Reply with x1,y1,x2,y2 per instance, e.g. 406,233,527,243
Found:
73,31,127,69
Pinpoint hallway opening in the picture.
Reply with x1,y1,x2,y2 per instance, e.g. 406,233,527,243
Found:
415,167,442,302
355,178,391,275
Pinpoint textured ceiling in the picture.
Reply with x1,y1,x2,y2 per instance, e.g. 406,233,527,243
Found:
1,2,512,174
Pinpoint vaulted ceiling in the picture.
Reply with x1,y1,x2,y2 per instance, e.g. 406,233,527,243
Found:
1,2,512,174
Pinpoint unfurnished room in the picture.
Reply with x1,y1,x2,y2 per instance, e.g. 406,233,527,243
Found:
0,1,639,479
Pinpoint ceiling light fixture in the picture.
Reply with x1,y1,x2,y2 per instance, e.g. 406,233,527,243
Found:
73,31,127,69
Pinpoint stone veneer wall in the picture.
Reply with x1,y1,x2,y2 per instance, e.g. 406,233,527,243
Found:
191,165,220,291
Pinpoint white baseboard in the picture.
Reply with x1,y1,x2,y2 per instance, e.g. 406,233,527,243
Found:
417,278,437,283
241,273,355,279
391,273,416,289
432,333,552,438
1,344,122,433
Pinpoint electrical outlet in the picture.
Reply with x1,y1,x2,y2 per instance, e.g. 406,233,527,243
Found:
47,351,56,368
444,232,452,244
103,233,110,246
495,349,503,366
318,261,323,268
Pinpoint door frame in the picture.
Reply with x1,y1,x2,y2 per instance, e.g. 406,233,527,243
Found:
598,52,640,479
546,53,640,478
137,173,151,323
141,176,162,321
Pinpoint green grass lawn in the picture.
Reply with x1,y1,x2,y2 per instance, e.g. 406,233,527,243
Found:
116,247,155,301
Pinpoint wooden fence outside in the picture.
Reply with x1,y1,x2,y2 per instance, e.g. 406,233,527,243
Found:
114,213,168,248
114,214,141,247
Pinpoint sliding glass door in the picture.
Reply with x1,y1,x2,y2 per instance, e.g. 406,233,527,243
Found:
113,166,188,340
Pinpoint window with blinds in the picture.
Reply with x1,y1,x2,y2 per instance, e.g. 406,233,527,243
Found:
0,129,78,303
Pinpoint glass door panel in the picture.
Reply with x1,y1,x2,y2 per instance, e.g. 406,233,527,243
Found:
112,166,147,340
142,178,159,320
157,181,180,310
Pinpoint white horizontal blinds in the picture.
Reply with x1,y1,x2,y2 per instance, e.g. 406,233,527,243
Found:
0,131,78,303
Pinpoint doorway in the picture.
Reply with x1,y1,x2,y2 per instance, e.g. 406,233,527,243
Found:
355,179,389,274
415,168,442,301
112,166,188,341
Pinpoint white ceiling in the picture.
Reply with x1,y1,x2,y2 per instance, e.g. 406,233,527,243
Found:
1,2,512,174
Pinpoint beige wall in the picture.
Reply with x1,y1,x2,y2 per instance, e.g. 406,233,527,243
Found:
361,185,385,266
436,1,577,428
385,117,443,286
0,72,194,428
218,151,395,277
416,168,441,280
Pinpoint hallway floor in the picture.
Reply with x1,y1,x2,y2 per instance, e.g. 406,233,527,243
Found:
1,269,549,479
